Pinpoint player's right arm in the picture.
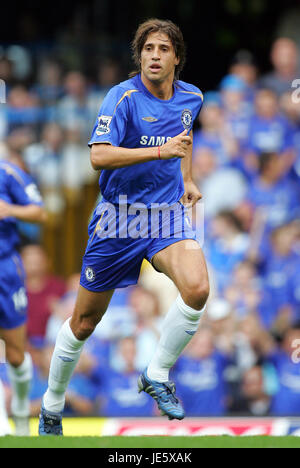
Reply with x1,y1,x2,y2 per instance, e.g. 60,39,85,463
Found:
89,85,191,170
90,129,192,170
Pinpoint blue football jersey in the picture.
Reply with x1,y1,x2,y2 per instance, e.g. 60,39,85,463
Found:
89,73,203,206
0,161,43,257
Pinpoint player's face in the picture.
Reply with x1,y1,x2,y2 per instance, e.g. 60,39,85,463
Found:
140,31,180,83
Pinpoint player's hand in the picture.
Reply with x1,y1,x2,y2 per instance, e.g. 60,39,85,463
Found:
0,200,13,220
160,129,192,160
181,180,202,208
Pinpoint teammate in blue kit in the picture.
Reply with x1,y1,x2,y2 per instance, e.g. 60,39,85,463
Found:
40,18,210,435
0,158,46,435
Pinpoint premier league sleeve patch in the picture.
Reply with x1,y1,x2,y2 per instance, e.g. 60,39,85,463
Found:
96,115,113,136
181,109,193,131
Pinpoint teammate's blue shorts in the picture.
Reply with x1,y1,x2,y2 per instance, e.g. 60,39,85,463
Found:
0,253,27,329
80,200,197,292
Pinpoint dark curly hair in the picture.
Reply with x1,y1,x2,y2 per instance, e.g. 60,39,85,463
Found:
130,18,186,81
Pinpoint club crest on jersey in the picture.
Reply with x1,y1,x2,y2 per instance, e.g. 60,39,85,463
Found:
181,109,193,130
85,267,96,282
96,115,112,135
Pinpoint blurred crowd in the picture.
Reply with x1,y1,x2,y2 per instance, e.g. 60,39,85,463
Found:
0,56,121,217
0,36,300,418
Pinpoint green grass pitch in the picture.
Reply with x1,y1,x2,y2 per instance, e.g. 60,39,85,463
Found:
1,436,300,448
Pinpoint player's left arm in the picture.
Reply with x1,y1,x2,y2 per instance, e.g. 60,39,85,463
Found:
0,199,47,223
180,130,202,207
0,170,47,223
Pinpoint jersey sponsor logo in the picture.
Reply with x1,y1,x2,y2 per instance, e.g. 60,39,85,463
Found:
140,135,172,146
96,115,112,136
142,117,158,122
85,267,96,282
181,109,193,130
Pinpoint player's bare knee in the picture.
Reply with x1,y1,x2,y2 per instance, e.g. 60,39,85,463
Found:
182,281,210,311
6,346,24,368
71,314,100,340
73,320,95,340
